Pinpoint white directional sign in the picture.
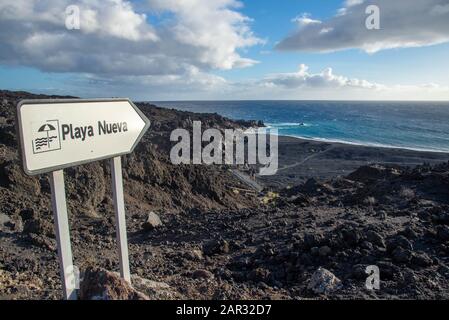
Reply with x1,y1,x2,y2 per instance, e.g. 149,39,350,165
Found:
17,99,150,175
16,98,150,300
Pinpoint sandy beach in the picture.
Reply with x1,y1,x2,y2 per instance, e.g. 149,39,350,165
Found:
261,135,449,188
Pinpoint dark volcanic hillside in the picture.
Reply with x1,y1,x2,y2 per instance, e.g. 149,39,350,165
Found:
0,91,259,299
1,90,449,300
0,90,258,214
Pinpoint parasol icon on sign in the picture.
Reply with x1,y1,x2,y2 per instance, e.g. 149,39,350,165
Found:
32,120,61,154
38,123,56,148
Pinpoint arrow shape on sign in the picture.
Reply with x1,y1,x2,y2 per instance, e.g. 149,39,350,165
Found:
16,98,151,175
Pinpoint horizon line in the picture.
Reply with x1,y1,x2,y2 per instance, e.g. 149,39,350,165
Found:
2,89,449,103
145,99,449,103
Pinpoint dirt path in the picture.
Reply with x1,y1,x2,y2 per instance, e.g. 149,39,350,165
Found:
229,169,264,192
277,145,336,172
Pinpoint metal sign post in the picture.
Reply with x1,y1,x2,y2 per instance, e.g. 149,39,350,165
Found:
111,156,131,283
49,170,77,300
16,98,150,299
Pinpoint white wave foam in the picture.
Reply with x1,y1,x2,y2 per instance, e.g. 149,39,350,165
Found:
273,133,449,153
266,122,312,127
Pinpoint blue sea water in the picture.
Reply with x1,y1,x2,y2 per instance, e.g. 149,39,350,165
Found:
152,101,449,153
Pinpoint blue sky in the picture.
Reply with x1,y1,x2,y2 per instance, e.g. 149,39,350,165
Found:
0,0,448,100
222,0,449,85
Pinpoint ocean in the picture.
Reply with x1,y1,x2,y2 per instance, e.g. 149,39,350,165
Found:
152,101,449,153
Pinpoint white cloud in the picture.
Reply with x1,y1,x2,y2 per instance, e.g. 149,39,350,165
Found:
260,64,383,90
59,65,231,101
345,0,364,7
291,13,322,27
0,0,261,76
78,1,158,41
277,0,449,53
146,0,262,69
27,63,449,101
217,64,449,101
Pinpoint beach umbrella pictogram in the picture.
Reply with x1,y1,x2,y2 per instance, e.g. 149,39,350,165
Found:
38,123,56,148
